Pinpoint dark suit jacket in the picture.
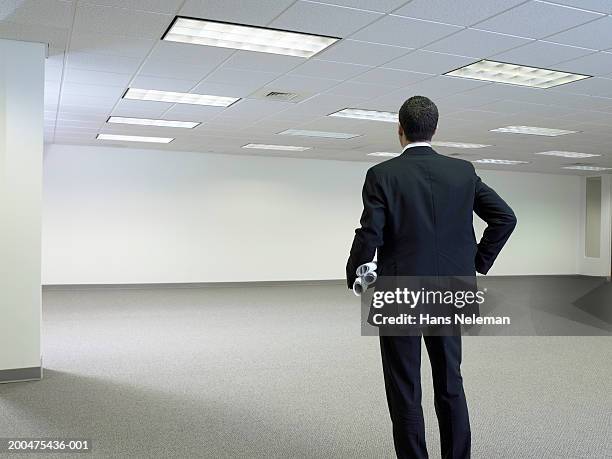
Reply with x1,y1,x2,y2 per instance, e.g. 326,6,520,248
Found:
346,146,516,288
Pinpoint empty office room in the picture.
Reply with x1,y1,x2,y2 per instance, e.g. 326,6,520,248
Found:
1,1,611,458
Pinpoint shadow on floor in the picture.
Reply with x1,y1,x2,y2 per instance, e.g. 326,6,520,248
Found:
0,369,360,458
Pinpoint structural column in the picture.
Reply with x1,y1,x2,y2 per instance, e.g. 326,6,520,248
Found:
0,39,46,383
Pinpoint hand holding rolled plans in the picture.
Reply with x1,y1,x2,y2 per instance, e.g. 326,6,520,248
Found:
353,262,378,296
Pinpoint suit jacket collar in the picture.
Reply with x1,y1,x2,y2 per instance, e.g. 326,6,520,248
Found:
402,142,431,151
400,145,437,156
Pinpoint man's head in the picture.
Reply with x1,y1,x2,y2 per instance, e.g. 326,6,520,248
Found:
398,96,438,146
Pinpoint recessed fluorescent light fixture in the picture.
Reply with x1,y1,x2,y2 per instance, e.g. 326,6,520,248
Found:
278,129,360,139
536,151,601,158
368,152,399,157
96,133,173,143
562,165,612,171
431,141,490,149
490,126,577,136
243,143,311,151
329,108,398,123
473,159,529,165
444,60,590,88
107,116,199,129
124,88,239,107
162,16,339,58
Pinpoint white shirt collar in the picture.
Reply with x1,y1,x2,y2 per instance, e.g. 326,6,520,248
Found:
402,142,431,153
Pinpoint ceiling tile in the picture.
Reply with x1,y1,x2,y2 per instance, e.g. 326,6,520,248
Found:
78,0,183,14
192,81,260,97
4,0,75,29
476,100,566,117
0,20,70,49
436,89,505,109
221,50,304,73
287,93,376,117
259,74,341,93
475,1,603,39
60,93,117,108
536,91,612,111
162,104,225,120
543,0,612,14
45,58,65,82
560,110,612,125
138,59,217,81
425,29,532,58
147,40,234,65
204,68,279,93
73,4,172,39
315,39,412,66
57,108,110,120
549,77,612,97
270,1,383,38
383,50,475,75
112,98,174,117
45,79,61,95
61,83,126,99
554,51,612,76
70,32,155,58
66,51,142,74
325,81,397,99
305,0,410,13
216,99,294,121
351,68,433,86
491,40,596,67
350,14,462,48
179,0,295,27
365,76,487,111
461,82,564,105
290,59,370,80
131,75,199,92
63,68,133,87
56,120,102,130
546,16,612,51
393,0,526,27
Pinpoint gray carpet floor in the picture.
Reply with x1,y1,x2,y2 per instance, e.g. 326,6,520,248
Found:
0,281,611,458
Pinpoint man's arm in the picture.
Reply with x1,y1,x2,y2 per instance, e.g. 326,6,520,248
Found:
346,168,386,289
473,175,517,274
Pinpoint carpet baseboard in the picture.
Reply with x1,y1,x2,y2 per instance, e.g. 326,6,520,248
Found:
0,366,42,384
42,275,609,291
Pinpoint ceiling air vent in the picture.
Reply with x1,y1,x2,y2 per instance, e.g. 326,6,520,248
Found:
249,88,309,103
264,91,299,101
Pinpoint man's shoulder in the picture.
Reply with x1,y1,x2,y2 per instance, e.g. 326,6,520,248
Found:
437,154,476,170
367,156,402,175
368,151,475,176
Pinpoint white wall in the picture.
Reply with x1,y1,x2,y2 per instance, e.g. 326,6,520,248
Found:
43,144,583,285
0,40,45,372
473,169,581,276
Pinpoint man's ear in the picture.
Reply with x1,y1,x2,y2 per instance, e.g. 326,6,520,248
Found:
398,123,404,138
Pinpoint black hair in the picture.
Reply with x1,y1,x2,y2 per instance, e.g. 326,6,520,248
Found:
398,96,438,142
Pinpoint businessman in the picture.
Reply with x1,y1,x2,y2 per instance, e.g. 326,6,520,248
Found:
346,96,516,459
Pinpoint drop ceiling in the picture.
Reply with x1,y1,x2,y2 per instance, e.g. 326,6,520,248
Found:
2,0,612,174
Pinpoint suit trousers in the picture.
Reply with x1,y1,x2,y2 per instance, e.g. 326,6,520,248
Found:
379,335,471,459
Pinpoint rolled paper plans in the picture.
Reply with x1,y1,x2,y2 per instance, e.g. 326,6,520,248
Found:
363,270,377,285
353,261,378,296
353,277,366,296
356,262,377,277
